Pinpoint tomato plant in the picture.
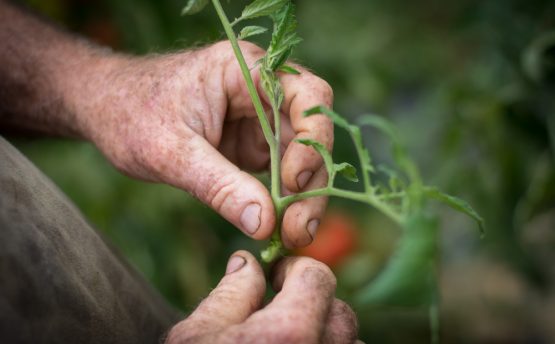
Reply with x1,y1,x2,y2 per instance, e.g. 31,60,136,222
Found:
181,0,483,342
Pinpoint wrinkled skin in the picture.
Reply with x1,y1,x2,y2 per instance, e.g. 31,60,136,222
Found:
80,41,334,248
166,252,359,344
0,2,358,341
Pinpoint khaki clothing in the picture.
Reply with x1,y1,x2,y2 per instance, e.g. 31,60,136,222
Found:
0,136,180,344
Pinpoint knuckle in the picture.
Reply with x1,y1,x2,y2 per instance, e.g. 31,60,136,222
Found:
273,324,312,344
165,321,196,344
237,40,265,56
319,79,334,104
237,319,313,344
303,74,334,104
203,171,239,211
207,285,240,305
212,40,233,52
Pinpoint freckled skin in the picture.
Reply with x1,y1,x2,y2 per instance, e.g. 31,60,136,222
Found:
0,2,357,343
165,252,359,344
1,10,334,244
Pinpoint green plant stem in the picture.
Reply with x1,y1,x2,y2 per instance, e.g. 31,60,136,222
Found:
212,0,404,263
377,191,406,200
351,130,372,193
280,187,403,225
211,0,282,208
212,0,286,263
212,0,273,144
270,101,282,201
230,17,242,27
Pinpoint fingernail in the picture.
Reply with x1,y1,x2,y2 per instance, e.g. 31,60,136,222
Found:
226,255,246,274
296,170,313,190
240,203,261,234
307,219,320,239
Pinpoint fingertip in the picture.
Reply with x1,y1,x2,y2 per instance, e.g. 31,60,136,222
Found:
227,172,275,240
296,170,313,190
270,256,337,293
225,255,247,275
281,141,322,193
247,198,275,241
281,201,314,249
218,250,266,299
281,195,327,249
230,249,257,265
227,250,263,276
281,166,328,248
306,219,320,239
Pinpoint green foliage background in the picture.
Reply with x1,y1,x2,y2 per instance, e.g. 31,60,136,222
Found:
11,0,555,342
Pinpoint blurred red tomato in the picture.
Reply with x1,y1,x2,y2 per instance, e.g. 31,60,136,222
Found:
295,211,358,269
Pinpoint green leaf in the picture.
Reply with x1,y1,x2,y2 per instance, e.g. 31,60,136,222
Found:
238,25,268,39
270,47,291,70
304,105,350,129
355,214,438,307
358,115,420,185
350,126,374,174
241,0,288,21
266,2,301,70
181,0,209,15
424,187,485,236
304,106,374,176
334,162,359,182
278,64,301,74
260,66,283,109
295,138,333,175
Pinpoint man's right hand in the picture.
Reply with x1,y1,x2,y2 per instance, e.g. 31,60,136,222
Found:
165,251,359,344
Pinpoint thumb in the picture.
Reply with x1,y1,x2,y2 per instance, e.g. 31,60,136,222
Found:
150,130,275,239
166,251,266,342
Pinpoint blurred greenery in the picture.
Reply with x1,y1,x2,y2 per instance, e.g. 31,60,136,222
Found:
10,0,555,342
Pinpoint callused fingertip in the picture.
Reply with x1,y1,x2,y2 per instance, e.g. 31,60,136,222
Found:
296,170,313,190
307,218,320,240
240,203,261,234
226,255,246,275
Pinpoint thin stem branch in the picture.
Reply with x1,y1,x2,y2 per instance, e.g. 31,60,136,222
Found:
270,101,282,202
280,187,403,225
212,0,282,219
377,191,406,200
213,0,291,262
230,17,242,27
351,131,372,194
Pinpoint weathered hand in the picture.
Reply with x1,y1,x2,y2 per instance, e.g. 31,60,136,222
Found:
82,41,333,247
165,251,358,344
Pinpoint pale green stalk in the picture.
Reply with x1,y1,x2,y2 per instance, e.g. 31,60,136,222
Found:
281,187,403,225
211,0,286,260
211,0,282,205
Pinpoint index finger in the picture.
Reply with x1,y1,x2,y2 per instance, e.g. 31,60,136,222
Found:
280,69,334,192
